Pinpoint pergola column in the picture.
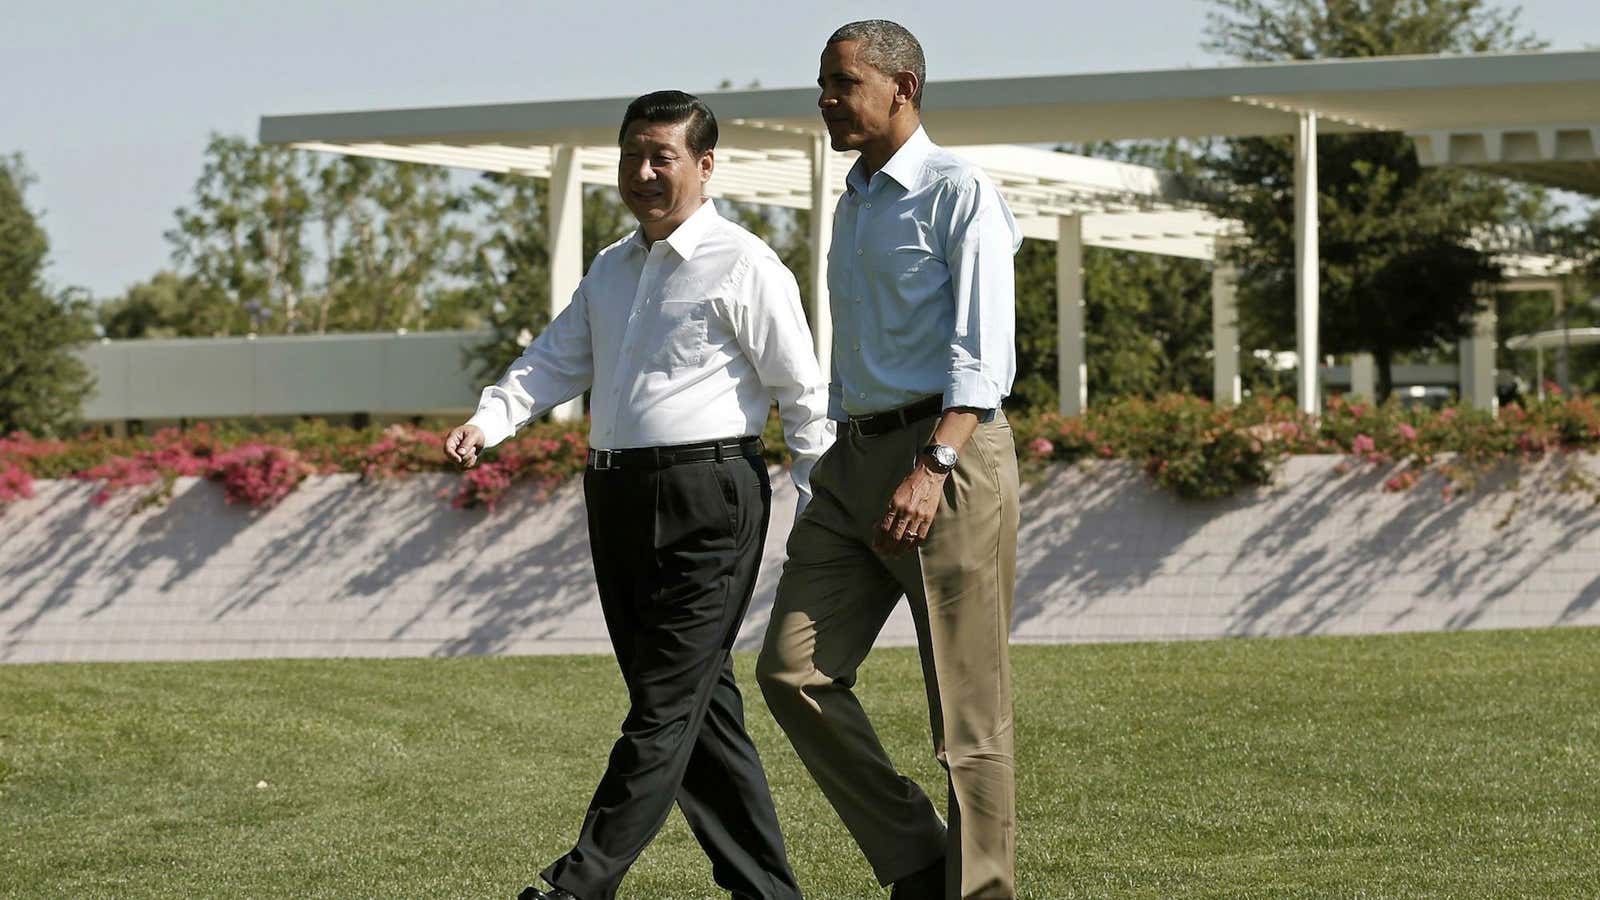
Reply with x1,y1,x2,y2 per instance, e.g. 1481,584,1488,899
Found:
1553,281,1570,392
548,144,583,422
808,134,836,376
1350,354,1377,400
1458,299,1497,411
1294,110,1321,415
1057,214,1087,415
1210,236,1241,405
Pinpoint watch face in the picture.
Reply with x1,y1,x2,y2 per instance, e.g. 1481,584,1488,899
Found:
930,445,958,470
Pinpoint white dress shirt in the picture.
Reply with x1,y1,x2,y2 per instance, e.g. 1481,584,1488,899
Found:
827,126,1023,420
468,199,833,508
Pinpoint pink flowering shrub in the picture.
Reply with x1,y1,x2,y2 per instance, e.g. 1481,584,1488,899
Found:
0,463,33,507
3,393,1597,512
1012,392,1599,500
361,424,446,480
450,428,587,510
209,444,310,509
1013,395,1319,499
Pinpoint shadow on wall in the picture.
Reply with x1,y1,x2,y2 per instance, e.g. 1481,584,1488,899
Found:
1008,454,1600,640
0,474,601,661
3,455,1599,663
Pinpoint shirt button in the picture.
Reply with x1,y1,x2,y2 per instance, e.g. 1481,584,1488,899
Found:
853,297,861,303
853,342,860,350
858,392,866,399
856,248,863,256
865,202,872,209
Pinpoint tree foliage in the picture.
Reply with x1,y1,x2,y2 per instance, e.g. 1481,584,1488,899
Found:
0,154,95,436
463,176,634,380
1008,140,1224,413
1202,0,1547,400
159,135,480,339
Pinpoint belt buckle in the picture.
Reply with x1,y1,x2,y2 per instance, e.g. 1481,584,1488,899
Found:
590,449,616,470
848,417,866,438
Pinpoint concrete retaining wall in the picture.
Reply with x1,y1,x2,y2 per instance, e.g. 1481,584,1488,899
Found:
3,456,1598,663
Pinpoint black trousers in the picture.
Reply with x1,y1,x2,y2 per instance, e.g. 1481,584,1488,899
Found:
542,454,802,900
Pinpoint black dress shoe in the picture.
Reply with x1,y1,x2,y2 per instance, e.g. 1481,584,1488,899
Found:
889,858,946,899
516,886,578,900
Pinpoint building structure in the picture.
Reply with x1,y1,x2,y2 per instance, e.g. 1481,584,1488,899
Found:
259,50,1600,417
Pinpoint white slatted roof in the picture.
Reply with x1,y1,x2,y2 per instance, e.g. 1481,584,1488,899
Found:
283,138,1229,260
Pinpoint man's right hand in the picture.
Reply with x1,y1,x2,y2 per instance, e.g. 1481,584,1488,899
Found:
443,424,486,468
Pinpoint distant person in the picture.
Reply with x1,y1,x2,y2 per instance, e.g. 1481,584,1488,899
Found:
445,90,831,900
756,20,1024,900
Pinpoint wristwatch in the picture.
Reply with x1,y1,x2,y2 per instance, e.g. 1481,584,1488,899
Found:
922,443,959,474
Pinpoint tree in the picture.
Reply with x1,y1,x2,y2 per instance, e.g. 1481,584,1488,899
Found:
167,137,490,338
463,174,633,380
1009,141,1221,412
97,270,227,339
1202,0,1545,400
313,156,475,333
0,154,95,436
1009,239,1217,412
167,135,315,335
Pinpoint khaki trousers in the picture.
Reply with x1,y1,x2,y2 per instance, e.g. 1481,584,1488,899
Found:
757,409,1019,900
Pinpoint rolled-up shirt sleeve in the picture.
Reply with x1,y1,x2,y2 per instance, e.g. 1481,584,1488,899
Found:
727,255,835,517
466,284,595,449
943,176,1021,412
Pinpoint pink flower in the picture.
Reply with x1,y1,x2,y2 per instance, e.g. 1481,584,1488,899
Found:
1383,471,1418,492
208,444,308,509
1351,434,1376,454
1439,408,1458,422
0,464,33,505
1026,437,1054,458
1397,424,1418,442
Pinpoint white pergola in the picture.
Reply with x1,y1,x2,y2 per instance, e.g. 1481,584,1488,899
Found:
262,49,1600,416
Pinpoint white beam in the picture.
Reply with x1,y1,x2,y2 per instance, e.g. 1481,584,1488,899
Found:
1294,111,1321,415
1058,214,1087,415
548,145,584,422
1210,237,1241,406
808,134,837,376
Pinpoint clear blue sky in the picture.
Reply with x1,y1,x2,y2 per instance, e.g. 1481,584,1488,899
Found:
4,0,1596,299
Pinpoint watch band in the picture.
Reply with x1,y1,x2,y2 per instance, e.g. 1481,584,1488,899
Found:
923,442,958,474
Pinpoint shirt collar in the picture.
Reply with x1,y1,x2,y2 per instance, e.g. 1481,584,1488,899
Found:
846,126,933,195
628,198,720,259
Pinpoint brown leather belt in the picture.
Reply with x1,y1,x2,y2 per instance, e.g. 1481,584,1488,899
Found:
846,395,943,438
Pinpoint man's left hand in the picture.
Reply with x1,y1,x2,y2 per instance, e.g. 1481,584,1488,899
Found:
874,457,947,558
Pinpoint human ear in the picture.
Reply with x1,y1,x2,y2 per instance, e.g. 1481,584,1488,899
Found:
894,71,920,108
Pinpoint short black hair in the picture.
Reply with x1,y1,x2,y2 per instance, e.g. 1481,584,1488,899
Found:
617,90,718,157
828,20,926,109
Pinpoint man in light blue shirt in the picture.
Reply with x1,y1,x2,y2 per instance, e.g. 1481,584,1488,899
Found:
825,120,1021,424
757,19,1024,900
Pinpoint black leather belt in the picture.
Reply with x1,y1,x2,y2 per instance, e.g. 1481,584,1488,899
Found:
847,395,944,437
586,436,764,471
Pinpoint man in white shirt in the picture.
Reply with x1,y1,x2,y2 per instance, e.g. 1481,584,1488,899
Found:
445,90,830,900
756,21,1023,900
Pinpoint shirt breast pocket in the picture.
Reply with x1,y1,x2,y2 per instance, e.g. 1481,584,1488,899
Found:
653,299,709,371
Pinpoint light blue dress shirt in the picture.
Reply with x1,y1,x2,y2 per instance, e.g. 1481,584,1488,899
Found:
827,126,1023,421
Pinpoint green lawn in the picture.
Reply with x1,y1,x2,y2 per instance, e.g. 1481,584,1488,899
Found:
2,629,1598,899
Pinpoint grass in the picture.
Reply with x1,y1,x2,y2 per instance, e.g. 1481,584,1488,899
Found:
2,628,1598,899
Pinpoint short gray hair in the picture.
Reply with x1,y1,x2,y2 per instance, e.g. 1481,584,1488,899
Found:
827,20,925,109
